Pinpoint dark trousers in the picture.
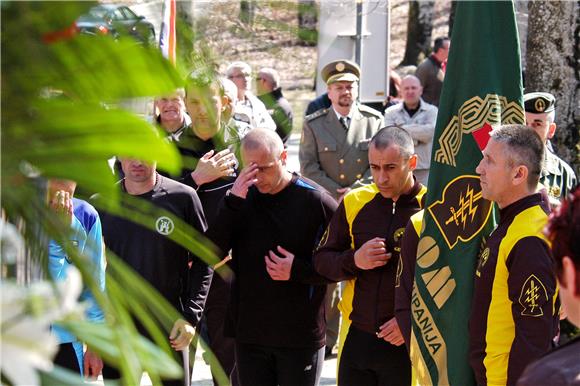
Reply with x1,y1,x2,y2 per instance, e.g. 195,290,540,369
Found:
235,342,325,386
204,307,238,386
325,283,340,350
54,343,81,374
338,326,411,386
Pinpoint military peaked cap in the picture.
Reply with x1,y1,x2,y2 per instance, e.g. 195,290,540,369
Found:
321,59,360,84
524,92,555,114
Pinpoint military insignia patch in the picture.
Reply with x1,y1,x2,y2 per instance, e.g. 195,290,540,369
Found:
336,62,345,72
393,227,405,252
316,226,330,250
475,247,490,277
519,274,548,317
534,98,546,113
395,257,403,287
428,175,493,249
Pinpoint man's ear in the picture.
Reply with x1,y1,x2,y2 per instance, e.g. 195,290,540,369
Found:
513,165,529,186
221,95,230,112
409,154,418,171
547,122,557,140
280,149,288,165
561,256,577,295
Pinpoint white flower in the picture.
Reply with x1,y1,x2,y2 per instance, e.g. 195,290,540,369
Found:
1,267,84,386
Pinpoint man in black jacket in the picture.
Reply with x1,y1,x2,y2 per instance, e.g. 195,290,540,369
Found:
99,158,212,385
208,128,337,386
177,70,241,386
314,126,426,386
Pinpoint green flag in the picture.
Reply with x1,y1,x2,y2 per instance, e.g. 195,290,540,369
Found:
410,2,524,385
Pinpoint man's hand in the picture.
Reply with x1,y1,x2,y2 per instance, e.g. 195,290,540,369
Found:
353,237,391,270
169,319,195,351
49,190,74,225
191,149,237,186
377,317,404,346
229,163,258,199
336,187,351,202
83,348,103,380
264,246,295,281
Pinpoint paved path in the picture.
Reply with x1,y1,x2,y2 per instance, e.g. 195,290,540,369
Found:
189,346,338,385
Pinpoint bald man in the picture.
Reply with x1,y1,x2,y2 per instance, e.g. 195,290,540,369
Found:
207,129,338,386
383,75,438,186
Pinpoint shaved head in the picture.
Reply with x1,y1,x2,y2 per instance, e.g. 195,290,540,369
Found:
241,128,284,157
400,75,423,107
241,128,290,194
402,74,421,86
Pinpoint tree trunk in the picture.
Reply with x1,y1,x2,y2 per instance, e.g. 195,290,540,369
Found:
240,0,256,26
400,1,434,66
526,1,580,174
297,0,318,46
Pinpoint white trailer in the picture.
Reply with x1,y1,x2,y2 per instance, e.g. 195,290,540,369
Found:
316,0,391,107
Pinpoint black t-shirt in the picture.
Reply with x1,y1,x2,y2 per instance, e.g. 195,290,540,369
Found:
207,173,338,348
97,174,211,326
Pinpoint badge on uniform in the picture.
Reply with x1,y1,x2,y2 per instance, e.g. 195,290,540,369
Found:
518,274,548,317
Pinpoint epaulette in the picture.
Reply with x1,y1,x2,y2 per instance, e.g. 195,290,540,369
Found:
358,104,383,118
305,108,329,122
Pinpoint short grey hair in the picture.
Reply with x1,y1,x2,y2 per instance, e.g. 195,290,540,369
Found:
220,77,238,104
226,61,252,77
258,68,280,89
490,124,544,190
370,126,415,159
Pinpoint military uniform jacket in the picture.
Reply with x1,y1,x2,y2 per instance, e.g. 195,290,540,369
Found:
540,147,577,203
469,194,558,386
299,104,384,199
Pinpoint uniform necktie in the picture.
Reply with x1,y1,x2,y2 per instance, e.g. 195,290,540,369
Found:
340,116,350,131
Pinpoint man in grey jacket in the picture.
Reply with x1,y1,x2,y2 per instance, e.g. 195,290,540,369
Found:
383,75,437,186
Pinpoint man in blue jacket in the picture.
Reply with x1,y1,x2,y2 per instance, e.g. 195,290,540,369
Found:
47,179,105,379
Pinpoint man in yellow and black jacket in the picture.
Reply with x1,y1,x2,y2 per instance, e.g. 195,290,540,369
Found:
469,125,559,386
314,126,426,386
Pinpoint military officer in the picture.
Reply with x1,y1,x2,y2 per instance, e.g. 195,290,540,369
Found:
299,59,384,201
524,92,577,203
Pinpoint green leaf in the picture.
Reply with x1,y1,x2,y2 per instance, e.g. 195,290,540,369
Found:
60,320,182,380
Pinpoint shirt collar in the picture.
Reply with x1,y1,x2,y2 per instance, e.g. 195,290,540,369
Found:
332,106,353,121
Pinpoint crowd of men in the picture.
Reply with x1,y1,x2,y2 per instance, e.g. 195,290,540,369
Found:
48,35,579,386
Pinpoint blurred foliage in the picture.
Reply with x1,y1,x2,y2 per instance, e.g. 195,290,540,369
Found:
1,1,221,384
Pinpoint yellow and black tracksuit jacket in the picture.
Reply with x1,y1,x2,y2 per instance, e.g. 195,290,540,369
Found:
468,193,558,386
314,181,426,339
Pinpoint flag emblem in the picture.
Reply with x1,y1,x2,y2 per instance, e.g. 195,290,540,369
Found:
434,94,524,167
427,176,493,249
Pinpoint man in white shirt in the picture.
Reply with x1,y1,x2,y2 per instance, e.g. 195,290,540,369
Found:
226,61,276,131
